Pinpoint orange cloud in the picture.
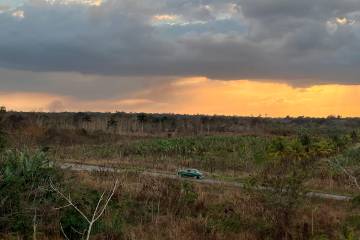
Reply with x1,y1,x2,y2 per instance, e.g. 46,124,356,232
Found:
1,79,360,117
129,78,360,117
152,14,178,21
0,92,64,112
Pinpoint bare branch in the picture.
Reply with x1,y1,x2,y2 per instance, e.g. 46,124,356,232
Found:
54,203,72,210
49,179,91,223
50,178,119,240
71,226,85,235
60,222,70,240
33,208,37,240
93,180,119,222
92,191,106,221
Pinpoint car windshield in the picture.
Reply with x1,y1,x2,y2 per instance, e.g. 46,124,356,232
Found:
182,169,200,173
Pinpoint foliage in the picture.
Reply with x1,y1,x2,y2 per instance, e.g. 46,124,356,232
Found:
0,149,62,236
180,182,198,206
341,216,359,240
1,111,360,239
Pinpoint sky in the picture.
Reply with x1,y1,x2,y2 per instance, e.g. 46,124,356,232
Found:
0,0,359,117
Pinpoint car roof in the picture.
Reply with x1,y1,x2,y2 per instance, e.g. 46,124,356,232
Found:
184,168,200,172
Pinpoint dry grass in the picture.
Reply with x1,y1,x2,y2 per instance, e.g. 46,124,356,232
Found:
63,169,358,240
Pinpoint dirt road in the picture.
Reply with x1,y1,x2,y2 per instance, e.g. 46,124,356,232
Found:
59,162,353,201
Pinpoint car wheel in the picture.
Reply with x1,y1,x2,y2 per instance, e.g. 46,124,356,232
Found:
196,176,200,179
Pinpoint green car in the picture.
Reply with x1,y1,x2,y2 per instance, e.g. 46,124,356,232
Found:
177,169,204,179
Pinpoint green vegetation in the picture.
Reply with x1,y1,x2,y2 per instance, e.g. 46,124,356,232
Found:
0,149,123,239
0,149,60,237
1,112,360,239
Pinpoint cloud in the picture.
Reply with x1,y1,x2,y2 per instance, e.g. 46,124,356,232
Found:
0,68,174,100
44,0,103,6
0,0,359,101
12,10,25,19
2,79,360,117
0,5,10,13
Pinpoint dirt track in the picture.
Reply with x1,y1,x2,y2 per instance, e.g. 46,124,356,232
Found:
59,162,353,201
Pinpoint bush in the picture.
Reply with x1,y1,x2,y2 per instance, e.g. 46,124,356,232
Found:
247,155,313,239
0,149,62,237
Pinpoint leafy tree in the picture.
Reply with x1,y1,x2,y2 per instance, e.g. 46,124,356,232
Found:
330,134,351,153
299,134,311,147
351,130,359,143
299,133,312,152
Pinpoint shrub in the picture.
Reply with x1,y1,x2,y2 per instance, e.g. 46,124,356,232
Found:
0,149,62,237
180,182,198,206
51,179,120,240
247,155,313,239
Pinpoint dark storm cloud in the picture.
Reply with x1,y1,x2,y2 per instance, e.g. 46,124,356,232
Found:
0,0,175,75
240,0,360,20
0,0,360,100
0,69,175,100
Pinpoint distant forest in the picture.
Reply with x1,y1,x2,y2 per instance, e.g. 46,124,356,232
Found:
1,109,360,138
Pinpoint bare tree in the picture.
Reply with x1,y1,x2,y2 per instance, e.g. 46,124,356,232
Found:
50,179,119,240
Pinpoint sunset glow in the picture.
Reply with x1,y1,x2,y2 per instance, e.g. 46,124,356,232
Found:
2,78,359,117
